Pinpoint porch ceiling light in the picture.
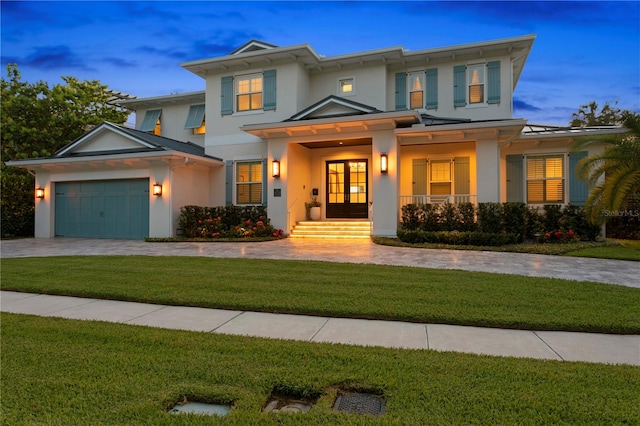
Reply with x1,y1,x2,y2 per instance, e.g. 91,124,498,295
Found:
272,159,280,178
380,153,388,173
152,183,163,196
35,187,45,199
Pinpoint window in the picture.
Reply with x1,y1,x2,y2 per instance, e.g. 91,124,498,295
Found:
338,78,354,96
236,74,263,112
408,72,425,109
527,155,564,203
140,109,162,135
430,160,451,196
468,64,485,104
236,161,262,204
184,104,206,135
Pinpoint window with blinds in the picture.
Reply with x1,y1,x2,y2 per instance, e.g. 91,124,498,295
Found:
236,161,262,204
527,155,564,203
236,74,263,112
430,160,452,195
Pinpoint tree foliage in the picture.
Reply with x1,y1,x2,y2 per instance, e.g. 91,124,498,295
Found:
569,100,629,127
1,64,130,237
572,112,640,224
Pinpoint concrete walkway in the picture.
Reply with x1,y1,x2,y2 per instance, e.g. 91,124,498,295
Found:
1,238,639,365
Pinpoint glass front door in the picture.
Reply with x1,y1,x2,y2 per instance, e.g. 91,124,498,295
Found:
326,160,368,219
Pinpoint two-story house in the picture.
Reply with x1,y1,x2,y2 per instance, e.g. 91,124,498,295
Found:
9,35,623,239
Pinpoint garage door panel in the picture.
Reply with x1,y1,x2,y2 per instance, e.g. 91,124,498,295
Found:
55,179,149,239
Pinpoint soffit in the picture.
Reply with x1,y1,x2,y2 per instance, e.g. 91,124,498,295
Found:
119,91,206,110
241,110,420,139
396,119,527,145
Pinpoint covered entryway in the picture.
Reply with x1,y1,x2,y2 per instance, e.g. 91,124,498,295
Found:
55,179,149,239
326,159,368,219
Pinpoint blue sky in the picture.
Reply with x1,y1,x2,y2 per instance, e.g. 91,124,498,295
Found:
2,1,638,125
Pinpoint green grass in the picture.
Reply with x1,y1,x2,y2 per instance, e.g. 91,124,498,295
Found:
565,239,640,261
373,237,640,260
2,314,639,425
3,256,639,334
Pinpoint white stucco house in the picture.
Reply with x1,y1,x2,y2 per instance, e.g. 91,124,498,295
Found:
7,35,624,239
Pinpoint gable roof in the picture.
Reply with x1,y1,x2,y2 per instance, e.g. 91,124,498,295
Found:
230,40,278,55
54,122,219,159
285,95,383,121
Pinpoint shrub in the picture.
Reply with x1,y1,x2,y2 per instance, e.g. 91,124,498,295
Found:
178,205,284,239
458,202,477,232
440,202,462,231
502,202,528,242
477,202,502,234
422,203,441,231
397,230,518,246
401,203,422,231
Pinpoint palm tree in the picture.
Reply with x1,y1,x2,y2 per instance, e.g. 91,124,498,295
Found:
572,113,640,224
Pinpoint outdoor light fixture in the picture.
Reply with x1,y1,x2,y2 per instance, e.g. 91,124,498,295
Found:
35,187,45,199
272,159,280,178
152,183,163,196
380,153,388,173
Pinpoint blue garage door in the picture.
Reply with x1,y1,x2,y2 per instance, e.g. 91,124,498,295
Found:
55,179,149,239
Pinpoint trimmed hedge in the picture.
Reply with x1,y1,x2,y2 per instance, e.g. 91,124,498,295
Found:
397,230,519,246
178,205,284,239
399,202,600,245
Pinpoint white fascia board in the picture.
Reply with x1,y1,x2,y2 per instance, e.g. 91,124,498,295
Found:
118,91,206,110
396,119,527,135
6,151,223,169
519,126,626,140
55,123,157,157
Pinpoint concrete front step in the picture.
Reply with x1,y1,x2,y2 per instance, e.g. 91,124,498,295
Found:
290,221,371,239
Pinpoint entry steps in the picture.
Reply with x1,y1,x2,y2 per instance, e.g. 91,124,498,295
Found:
289,220,371,239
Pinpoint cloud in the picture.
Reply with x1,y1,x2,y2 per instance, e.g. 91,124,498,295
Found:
103,57,137,68
513,98,542,113
16,45,93,71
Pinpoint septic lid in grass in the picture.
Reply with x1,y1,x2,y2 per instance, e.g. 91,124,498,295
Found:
170,401,230,416
333,392,385,416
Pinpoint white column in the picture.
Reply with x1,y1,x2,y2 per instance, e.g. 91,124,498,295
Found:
371,131,398,236
475,138,500,203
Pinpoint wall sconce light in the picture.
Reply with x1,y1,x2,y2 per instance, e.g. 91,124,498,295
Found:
380,153,388,173
152,183,163,196
272,159,280,178
35,187,45,199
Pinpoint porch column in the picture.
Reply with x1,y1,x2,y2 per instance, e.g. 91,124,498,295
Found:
371,131,398,237
149,165,171,238
267,138,289,234
34,171,54,238
475,138,500,203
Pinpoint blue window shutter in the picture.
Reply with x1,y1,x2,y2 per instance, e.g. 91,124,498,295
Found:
426,68,438,110
487,61,501,104
395,72,407,111
506,155,524,202
184,104,205,129
263,70,277,111
261,158,268,206
412,159,428,195
225,160,233,206
453,65,466,107
569,151,588,206
454,157,470,195
221,76,234,116
140,109,162,131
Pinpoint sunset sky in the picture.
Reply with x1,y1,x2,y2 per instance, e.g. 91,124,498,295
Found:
2,1,638,125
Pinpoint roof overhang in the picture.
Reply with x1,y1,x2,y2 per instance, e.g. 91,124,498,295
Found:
5,151,223,174
241,110,420,139
519,125,626,141
182,35,536,85
118,91,205,110
396,119,528,145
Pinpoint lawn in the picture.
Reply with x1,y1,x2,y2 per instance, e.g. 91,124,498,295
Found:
2,314,639,425
565,239,640,261
2,256,639,334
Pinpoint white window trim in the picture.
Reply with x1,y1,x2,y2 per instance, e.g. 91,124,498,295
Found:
234,159,263,206
234,71,264,114
466,63,487,107
524,153,567,205
337,76,356,96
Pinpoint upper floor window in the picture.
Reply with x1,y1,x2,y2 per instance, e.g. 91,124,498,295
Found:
338,77,354,96
468,64,485,104
221,70,276,116
408,72,425,109
184,104,206,135
236,74,263,112
395,68,437,111
527,155,564,204
139,109,162,135
454,61,500,107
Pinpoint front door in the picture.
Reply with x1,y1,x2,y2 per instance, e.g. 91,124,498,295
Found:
326,160,368,219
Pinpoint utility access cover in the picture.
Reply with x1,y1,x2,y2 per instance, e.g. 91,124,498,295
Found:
170,402,230,416
333,392,385,416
